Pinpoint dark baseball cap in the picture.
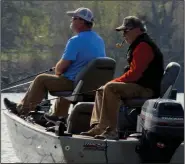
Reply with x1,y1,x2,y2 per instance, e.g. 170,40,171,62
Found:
116,16,146,32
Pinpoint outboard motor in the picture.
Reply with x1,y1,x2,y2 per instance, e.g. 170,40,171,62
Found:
136,99,184,163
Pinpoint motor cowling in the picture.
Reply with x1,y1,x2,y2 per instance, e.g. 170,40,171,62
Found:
136,99,184,163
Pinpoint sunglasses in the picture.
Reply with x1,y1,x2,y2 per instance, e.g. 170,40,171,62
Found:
123,28,134,35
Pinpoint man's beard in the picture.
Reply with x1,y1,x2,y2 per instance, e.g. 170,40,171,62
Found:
70,23,73,30
70,23,76,32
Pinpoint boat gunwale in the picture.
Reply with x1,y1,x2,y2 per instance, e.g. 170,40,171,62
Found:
3,109,184,145
3,109,59,139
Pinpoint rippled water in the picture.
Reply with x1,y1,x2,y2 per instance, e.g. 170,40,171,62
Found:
1,93,184,163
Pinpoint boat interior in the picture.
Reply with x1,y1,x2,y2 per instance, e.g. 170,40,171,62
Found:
4,57,184,163
15,57,182,140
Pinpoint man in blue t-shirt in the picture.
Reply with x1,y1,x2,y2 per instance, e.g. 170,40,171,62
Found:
62,26,106,81
4,7,106,117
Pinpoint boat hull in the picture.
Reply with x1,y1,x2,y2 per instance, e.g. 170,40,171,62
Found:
3,110,184,163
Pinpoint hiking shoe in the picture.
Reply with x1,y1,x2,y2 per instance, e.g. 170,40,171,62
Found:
80,125,105,137
94,127,119,140
4,98,18,114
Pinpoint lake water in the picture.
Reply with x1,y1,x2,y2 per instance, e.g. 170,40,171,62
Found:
1,93,184,163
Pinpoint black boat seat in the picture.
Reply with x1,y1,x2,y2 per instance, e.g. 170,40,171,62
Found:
119,62,181,133
123,62,181,108
66,102,140,134
66,62,181,134
67,102,94,134
49,57,116,104
159,62,181,98
123,90,178,108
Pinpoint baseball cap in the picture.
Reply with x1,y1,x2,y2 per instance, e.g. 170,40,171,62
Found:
115,16,146,32
66,7,94,23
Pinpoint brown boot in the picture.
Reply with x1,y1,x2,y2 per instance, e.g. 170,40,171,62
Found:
94,127,119,140
80,125,105,137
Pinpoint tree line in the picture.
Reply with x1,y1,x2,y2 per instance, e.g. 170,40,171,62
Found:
1,0,184,92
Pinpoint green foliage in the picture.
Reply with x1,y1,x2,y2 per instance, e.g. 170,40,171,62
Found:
1,0,184,91
2,1,183,58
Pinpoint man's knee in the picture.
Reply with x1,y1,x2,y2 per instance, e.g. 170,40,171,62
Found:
104,82,114,90
104,82,123,92
34,73,48,83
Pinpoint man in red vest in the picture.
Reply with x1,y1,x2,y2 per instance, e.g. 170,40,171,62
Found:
81,16,164,140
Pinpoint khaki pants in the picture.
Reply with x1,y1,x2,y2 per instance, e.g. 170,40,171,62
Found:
90,82,153,129
19,73,74,116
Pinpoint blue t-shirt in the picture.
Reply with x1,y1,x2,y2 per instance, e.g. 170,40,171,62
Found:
61,30,106,81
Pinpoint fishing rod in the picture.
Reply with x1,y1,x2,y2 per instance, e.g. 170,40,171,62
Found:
2,67,54,90
1,81,33,92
